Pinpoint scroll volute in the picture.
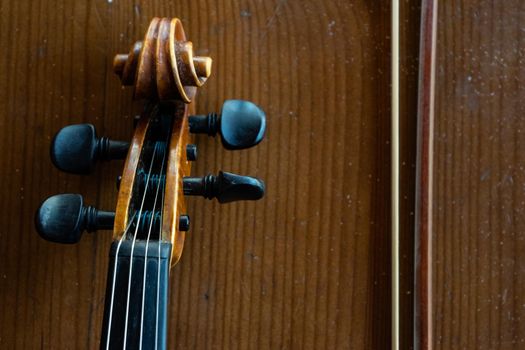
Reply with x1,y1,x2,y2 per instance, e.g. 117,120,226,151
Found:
112,17,212,265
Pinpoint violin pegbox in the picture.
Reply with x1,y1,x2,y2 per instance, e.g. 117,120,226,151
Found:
35,17,210,256
35,17,267,268
111,17,213,264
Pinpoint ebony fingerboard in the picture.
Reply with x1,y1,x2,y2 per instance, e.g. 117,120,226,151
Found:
100,241,171,350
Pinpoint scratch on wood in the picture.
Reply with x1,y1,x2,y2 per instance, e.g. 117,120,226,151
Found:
259,0,287,41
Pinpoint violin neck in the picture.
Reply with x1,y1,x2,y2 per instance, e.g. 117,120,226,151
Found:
100,240,172,350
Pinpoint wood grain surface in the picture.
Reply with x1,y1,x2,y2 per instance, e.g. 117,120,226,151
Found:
433,1,525,349
0,1,391,349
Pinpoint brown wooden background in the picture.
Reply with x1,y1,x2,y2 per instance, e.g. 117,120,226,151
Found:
432,1,525,349
0,0,392,349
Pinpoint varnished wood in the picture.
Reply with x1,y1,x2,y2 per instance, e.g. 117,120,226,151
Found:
113,115,150,239
162,103,193,265
432,1,525,348
0,1,391,349
112,96,194,265
114,17,212,102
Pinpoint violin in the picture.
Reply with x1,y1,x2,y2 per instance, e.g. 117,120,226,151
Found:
34,17,266,349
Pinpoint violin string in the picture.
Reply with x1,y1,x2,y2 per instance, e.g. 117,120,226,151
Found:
139,140,167,350
104,210,138,350
122,142,159,350
155,171,166,350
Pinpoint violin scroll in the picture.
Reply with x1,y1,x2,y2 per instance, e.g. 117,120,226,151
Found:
113,17,212,102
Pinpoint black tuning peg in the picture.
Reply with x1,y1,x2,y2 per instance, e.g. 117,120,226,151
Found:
35,194,115,244
51,124,129,174
189,99,266,150
183,171,265,203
